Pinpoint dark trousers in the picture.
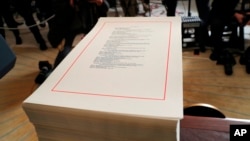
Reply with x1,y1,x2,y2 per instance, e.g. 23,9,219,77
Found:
195,0,210,22
162,0,177,16
53,32,76,68
35,0,54,26
208,0,239,52
0,1,21,42
0,14,20,40
195,0,210,46
13,0,45,44
209,18,230,53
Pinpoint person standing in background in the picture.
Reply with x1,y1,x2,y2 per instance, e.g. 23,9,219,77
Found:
0,0,22,44
35,0,54,28
11,0,48,50
195,0,211,48
49,0,109,67
208,0,240,60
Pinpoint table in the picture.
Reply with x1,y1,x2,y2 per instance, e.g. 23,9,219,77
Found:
181,115,250,141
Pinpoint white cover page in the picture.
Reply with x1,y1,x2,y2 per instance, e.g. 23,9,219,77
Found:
24,17,183,120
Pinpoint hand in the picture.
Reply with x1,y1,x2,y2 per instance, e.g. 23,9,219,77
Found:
234,12,245,24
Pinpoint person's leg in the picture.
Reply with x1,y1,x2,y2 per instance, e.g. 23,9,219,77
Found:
119,0,138,16
209,16,237,75
195,0,210,48
2,12,22,44
20,11,48,50
195,0,210,22
35,0,54,27
14,0,48,50
142,0,150,14
162,0,177,16
53,34,76,68
209,18,226,60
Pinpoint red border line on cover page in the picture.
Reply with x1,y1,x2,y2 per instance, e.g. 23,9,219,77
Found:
51,20,173,101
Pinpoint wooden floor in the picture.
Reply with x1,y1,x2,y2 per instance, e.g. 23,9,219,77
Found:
1,2,250,140
183,49,250,119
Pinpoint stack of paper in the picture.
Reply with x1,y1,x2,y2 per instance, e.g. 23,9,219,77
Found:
23,17,183,141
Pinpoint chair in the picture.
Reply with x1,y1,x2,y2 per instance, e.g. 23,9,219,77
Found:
181,16,203,50
184,103,226,118
181,0,204,52
0,35,16,79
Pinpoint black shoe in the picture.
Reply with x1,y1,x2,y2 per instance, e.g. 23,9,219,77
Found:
239,47,250,74
209,51,220,61
35,61,53,84
39,42,48,51
16,36,22,45
54,45,72,68
244,47,250,74
217,50,236,75
246,62,250,74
